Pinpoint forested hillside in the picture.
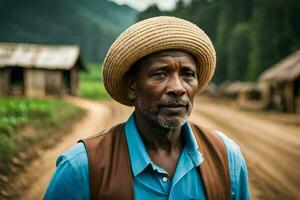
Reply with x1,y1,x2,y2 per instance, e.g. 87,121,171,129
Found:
0,0,138,62
138,0,300,83
74,0,137,34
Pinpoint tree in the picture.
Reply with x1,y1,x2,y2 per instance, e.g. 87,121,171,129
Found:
247,0,299,80
227,23,251,81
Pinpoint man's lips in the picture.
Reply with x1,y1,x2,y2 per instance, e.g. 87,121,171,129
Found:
159,103,187,112
161,104,186,108
158,98,190,113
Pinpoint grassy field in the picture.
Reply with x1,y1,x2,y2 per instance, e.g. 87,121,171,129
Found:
79,63,110,100
0,97,84,162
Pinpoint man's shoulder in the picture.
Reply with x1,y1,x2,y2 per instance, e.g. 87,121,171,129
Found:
189,122,227,148
189,122,241,153
44,143,90,199
216,131,244,164
57,142,88,168
215,131,250,199
215,131,248,184
216,130,240,151
189,122,244,165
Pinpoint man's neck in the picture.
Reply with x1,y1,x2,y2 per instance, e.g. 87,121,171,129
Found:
134,112,184,154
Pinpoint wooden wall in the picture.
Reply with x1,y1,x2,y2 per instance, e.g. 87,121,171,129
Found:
0,69,10,95
283,82,294,112
1,67,79,97
45,70,64,95
70,66,78,96
25,69,45,97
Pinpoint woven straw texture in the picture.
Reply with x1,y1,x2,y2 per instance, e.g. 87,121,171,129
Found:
103,16,216,106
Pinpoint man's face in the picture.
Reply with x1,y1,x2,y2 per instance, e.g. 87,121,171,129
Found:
132,50,199,129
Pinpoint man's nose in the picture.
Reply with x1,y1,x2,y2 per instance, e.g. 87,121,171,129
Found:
166,75,186,96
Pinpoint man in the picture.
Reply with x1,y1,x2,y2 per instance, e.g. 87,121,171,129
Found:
44,16,251,200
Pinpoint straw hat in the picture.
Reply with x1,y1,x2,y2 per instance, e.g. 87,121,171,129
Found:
103,16,216,106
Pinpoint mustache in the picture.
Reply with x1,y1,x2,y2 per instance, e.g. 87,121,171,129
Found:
159,97,190,107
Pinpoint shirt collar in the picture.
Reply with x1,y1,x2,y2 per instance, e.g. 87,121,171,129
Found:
125,113,151,176
124,112,203,177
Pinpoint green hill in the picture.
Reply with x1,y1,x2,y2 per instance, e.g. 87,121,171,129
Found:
74,0,138,34
0,0,138,62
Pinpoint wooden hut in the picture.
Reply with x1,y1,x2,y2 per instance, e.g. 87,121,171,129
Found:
0,42,86,97
260,50,300,113
221,81,269,110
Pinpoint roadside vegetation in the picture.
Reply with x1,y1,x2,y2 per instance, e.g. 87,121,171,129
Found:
79,63,110,100
0,97,84,163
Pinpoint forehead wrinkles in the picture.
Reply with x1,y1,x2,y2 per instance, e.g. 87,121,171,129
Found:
141,51,196,70
147,51,195,63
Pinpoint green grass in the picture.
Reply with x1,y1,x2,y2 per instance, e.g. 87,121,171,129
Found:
79,63,110,100
0,97,84,162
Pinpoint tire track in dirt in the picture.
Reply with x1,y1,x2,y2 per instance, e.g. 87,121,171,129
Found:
191,98,300,200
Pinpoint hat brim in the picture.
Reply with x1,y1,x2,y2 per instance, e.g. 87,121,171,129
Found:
103,16,216,106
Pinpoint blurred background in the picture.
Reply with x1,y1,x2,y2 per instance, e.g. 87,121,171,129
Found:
0,0,299,199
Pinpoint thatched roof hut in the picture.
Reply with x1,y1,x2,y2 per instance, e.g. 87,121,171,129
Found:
259,50,300,113
223,82,257,96
260,50,300,82
219,81,269,110
0,42,86,97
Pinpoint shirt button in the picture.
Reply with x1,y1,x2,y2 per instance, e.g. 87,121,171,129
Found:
162,177,168,183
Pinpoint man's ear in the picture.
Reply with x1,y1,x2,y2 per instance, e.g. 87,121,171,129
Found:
127,76,136,100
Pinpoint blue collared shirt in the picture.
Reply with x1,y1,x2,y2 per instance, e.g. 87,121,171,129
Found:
44,113,251,200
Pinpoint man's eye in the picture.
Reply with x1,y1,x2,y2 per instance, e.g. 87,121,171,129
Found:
153,72,167,78
182,71,195,77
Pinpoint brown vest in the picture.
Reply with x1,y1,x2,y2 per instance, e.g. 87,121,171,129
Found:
80,122,231,200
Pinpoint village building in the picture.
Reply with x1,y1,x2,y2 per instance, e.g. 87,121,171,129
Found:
260,50,300,113
0,42,85,97
220,81,270,110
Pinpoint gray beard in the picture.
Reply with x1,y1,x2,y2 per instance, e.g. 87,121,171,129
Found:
151,113,187,129
137,99,189,129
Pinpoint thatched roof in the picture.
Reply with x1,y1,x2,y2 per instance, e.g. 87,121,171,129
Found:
260,50,300,82
224,82,257,94
0,42,85,70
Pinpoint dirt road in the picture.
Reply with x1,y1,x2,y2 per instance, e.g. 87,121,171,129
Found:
8,97,300,200
192,98,300,200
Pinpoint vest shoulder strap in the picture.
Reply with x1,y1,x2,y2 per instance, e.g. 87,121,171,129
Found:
79,123,134,200
190,122,231,200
